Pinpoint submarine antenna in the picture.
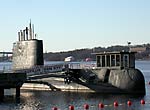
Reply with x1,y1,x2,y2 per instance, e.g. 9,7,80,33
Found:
35,33,37,39
32,24,34,39
29,19,32,40
26,27,28,40
18,32,20,41
127,41,131,51
127,41,131,46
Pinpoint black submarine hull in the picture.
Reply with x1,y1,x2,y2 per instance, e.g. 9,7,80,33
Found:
62,68,145,94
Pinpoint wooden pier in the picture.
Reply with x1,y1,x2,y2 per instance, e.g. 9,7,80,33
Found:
0,73,26,101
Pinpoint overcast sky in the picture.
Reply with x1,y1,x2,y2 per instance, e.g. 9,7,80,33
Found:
0,0,150,52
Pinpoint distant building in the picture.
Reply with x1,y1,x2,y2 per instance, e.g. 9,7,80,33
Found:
64,56,74,62
130,47,147,53
85,58,92,62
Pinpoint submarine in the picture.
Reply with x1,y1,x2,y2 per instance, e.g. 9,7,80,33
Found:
12,22,146,94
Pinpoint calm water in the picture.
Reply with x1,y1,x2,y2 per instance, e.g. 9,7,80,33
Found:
0,61,150,110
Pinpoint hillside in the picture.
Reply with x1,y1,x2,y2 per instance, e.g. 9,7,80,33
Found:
44,44,150,61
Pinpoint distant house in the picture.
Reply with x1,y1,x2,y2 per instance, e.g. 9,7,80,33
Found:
130,47,147,53
64,56,75,62
85,58,92,62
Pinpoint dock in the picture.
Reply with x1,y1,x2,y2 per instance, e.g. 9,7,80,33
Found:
0,73,26,101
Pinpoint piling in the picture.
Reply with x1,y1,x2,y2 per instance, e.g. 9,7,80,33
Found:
0,88,4,101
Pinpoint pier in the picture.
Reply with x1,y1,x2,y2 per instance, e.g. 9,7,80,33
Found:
0,52,12,62
0,72,26,101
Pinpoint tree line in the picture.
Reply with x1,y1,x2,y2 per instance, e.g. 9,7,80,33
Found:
44,44,150,61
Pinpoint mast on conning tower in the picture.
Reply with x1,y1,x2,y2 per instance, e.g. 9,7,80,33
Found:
29,20,32,40
17,20,36,41
32,24,34,39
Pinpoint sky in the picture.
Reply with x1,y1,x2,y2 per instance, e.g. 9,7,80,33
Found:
0,0,150,52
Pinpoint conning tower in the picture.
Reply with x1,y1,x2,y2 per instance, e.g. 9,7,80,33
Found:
12,21,43,70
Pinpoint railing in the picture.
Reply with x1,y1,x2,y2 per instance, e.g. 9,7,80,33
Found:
2,61,96,76
15,63,67,76
68,62,96,69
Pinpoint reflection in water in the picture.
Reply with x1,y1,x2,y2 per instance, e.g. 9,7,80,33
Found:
0,90,146,110
2,90,144,110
